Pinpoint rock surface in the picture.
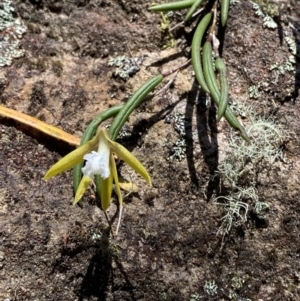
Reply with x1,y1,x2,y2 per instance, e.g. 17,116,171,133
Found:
0,0,300,300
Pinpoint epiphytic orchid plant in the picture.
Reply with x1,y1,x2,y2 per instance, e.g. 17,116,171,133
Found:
44,128,151,234
44,75,163,234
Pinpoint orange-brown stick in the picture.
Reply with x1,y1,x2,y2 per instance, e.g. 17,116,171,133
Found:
0,105,80,146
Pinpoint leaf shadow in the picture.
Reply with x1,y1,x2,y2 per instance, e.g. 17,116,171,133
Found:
185,80,219,200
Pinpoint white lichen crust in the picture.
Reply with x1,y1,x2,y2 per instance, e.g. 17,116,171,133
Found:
0,0,27,67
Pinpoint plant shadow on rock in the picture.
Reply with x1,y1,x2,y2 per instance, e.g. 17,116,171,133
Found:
117,96,183,150
76,229,138,301
78,250,111,299
75,228,113,301
292,19,300,100
190,80,219,200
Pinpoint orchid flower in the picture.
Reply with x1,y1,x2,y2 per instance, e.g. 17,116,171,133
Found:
44,128,151,233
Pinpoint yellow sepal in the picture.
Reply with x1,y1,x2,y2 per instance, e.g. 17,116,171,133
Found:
111,153,123,234
43,136,98,179
101,129,151,185
100,171,113,211
73,175,92,205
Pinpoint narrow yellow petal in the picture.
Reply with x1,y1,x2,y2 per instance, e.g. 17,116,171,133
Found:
73,175,92,205
110,154,122,206
101,130,151,185
43,135,99,179
100,172,113,211
112,143,151,184
110,154,123,235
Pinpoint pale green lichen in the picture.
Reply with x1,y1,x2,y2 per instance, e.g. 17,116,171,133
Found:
189,294,201,301
216,103,289,235
252,2,265,18
231,274,244,290
165,113,190,161
269,29,296,76
263,15,277,29
108,55,143,80
252,2,278,29
168,138,186,161
0,0,27,67
203,280,218,296
252,0,279,17
285,36,297,56
270,55,295,75
248,85,259,99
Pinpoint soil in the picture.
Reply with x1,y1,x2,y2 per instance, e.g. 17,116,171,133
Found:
0,0,300,300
